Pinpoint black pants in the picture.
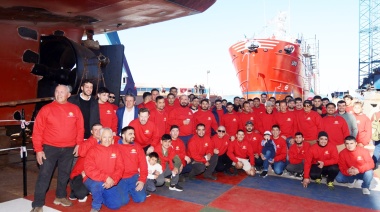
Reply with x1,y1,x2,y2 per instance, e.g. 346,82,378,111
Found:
32,145,75,207
215,153,233,172
254,157,264,169
189,154,218,177
70,174,89,199
310,164,339,183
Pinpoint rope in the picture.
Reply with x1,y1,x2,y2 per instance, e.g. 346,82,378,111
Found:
0,120,34,129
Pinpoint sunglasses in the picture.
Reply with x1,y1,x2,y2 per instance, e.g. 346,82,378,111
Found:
109,96,115,99
217,130,226,133
303,105,312,108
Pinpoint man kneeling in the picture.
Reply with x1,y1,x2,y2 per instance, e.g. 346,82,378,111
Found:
335,136,374,195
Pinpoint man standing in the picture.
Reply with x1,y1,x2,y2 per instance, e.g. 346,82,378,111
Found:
221,102,240,138
353,102,372,147
68,80,99,139
233,96,241,112
335,136,374,195
294,97,304,112
238,101,256,131
322,103,350,152
312,95,327,116
212,99,227,125
194,99,218,137
149,96,168,136
168,95,194,146
260,93,268,105
337,100,358,137
295,100,323,145
137,92,155,111
129,108,160,151
31,85,84,212
108,91,119,112
116,94,139,135
187,124,218,180
274,100,297,147
343,94,354,114
97,87,118,134
165,93,177,114
256,101,276,134
190,97,200,113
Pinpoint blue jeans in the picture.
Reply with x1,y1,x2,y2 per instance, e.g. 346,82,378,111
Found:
32,145,74,208
112,174,146,208
335,170,373,189
262,150,273,171
271,161,286,175
84,178,120,210
179,135,193,147
373,141,380,164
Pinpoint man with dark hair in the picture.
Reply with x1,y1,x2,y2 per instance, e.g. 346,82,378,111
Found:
168,95,194,146
194,99,218,137
165,93,177,114
190,97,200,113
343,94,354,114
312,95,326,116
238,101,256,131
212,99,227,126
233,96,241,112
129,108,160,152
294,97,303,111
322,97,330,107
336,100,358,137
353,102,372,147
221,102,240,138
244,121,264,171
287,99,296,112
165,87,180,108
221,99,227,107
116,94,139,135
302,131,339,190
108,91,119,112
31,85,84,212
170,125,192,174
286,132,310,177
153,134,183,191
187,124,218,180
138,92,155,111
274,100,297,147
252,97,265,115
322,103,350,152
151,88,160,102
260,93,268,104
285,95,293,102
69,80,100,139
295,100,323,145
336,136,374,195
149,95,168,136
97,87,117,134
228,130,255,176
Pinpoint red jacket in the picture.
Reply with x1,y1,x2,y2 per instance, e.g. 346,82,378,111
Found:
149,108,168,136
171,138,187,166
211,135,230,156
32,101,84,152
322,115,350,145
256,112,276,134
227,139,254,165
99,102,118,133
168,106,194,136
346,106,354,114
154,144,177,171
117,141,148,182
238,111,256,131
354,113,372,145
274,111,297,137
84,144,124,184
187,135,213,164
288,142,311,164
245,132,263,154
129,119,160,148
304,143,338,179
194,110,218,137
165,103,177,114
273,136,287,162
338,146,374,176
295,110,323,141
138,101,156,112
221,113,240,137
165,98,180,109
70,137,99,179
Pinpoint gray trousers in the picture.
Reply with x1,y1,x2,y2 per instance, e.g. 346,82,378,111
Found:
189,154,218,177
156,166,179,186
286,162,304,174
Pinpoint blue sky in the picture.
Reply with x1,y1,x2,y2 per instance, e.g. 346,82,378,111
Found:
95,0,358,97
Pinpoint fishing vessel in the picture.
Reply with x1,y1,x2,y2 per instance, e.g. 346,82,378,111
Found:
229,13,319,100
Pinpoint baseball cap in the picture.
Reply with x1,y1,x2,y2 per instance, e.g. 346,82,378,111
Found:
245,121,253,125
303,100,312,106
264,131,272,135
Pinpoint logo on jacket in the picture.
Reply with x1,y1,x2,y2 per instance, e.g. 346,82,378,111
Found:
208,117,211,120
253,137,257,140
175,146,180,150
276,144,280,148
242,145,247,149
110,153,116,158
189,112,192,115
68,112,74,117
306,117,311,120
250,117,254,120
106,110,112,114
324,151,329,155
334,121,339,124
357,120,360,124
164,118,167,121
233,118,236,122
131,149,137,154
357,156,363,161
144,130,150,134
287,118,291,121
205,143,208,147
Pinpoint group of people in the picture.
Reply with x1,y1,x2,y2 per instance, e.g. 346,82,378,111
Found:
30,82,378,212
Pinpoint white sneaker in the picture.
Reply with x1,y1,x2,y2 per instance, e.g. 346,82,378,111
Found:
347,179,357,188
362,188,370,195
78,196,87,202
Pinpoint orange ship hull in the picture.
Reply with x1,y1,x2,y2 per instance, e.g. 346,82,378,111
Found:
229,39,305,100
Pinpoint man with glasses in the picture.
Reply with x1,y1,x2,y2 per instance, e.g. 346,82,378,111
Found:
295,100,323,145
108,92,118,112
212,126,233,175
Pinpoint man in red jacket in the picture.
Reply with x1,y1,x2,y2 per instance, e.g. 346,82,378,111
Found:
170,125,192,174
295,100,323,145
168,95,194,146
221,102,240,139
31,85,84,212
194,99,218,137
84,128,124,211
244,121,264,171
302,131,339,190
97,87,117,134
153,134,183,191
113,126,148,208
165,93,177,114
212,126,233,175
187,124,218,180
285,132,310,178
149,95,168,136
256,101,276,134
353,102,372,146
274,100,297,148
129,108,160,152
238,101,256,131
227,130,255,176
322,103,350,152
336,136,374,194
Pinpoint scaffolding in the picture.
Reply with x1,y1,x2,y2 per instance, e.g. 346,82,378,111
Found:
301,35,320,95
359,0,380,89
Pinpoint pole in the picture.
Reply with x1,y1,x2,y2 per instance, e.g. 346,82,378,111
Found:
207,70,210,97
21,109,27,197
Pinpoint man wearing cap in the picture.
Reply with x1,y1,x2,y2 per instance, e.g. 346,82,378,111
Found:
302,131,339,190
322,103,350,152
335,136,374,195
244,121,264,171
286,132,310,178
256,101,276,134
227,130,255,176
238,101,256,132
221,102,240,139
295,100,323,145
